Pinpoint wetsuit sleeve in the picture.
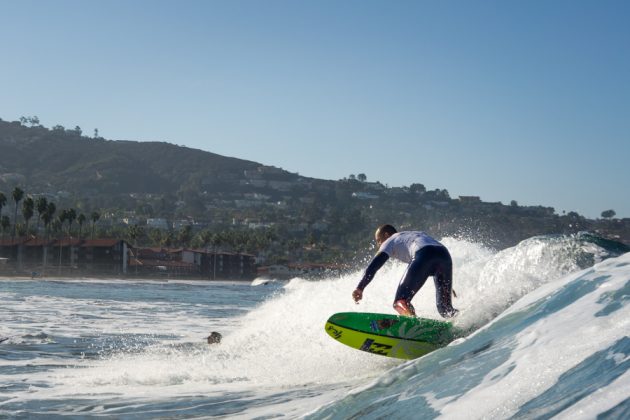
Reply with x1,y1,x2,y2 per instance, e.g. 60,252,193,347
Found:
356,252,389,290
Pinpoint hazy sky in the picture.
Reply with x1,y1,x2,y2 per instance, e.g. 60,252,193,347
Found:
1,0,628,218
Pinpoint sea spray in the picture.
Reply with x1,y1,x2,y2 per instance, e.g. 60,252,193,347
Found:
307,251,630,419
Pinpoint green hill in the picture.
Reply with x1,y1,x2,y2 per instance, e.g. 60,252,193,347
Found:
1,117,628,257
0,119,262,195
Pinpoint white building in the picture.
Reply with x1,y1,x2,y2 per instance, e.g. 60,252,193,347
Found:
147,218,169,230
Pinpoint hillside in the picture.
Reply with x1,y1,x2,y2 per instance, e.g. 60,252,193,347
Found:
1,117,628,264
0,119,264,195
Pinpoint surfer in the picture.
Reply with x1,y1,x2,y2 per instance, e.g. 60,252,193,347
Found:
352,224,459,318
207,331,222,344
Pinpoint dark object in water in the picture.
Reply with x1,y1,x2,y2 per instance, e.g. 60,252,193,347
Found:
207,331,222,344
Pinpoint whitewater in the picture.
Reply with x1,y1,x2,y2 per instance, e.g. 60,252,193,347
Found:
0,234,628,418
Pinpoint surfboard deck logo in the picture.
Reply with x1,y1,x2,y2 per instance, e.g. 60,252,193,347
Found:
325,312,455,359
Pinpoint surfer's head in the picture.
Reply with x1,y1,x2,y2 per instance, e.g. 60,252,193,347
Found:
375,224,397,246
207,331,222,344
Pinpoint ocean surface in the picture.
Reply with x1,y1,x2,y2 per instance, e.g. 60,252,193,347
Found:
1,233,628,419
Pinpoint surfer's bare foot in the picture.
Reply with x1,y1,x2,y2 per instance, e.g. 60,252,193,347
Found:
393,299,416,316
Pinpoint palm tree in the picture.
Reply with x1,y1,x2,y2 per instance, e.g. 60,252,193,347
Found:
178,225,193,248
0,192,6,218
195,229,213,250
208,232,226,280
11,187,24,240
148,228,164,247
58,210,69,235
66,209,77,237
1,216,10,238
22,197,34,237
91,211,100,239
44,202,56,239
35,196,48,236
56,211,68,270
77,213,86,238
126,225,145,247
158,230,174,248
41,203,56,271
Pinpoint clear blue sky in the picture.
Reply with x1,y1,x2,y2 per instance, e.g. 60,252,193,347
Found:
1,0,629,218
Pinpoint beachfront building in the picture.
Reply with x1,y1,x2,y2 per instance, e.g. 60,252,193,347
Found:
128,247,256,280
0,237,129,276
129,247,199,277
22,238,56,267
201,251,256,280
78,239,129,275
0,238,256,280
0,239,19,260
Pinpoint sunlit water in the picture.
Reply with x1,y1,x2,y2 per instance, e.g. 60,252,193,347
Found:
1,234,628,418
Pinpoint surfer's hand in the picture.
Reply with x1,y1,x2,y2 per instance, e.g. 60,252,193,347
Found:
352,288,363,303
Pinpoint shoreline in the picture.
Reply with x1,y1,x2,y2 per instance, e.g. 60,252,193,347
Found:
0,275,258,283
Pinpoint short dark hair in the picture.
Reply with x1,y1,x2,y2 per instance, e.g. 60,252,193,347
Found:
377,224,397,236
207,331,222,344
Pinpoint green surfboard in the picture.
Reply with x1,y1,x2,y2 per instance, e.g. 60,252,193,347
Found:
325,312,456,360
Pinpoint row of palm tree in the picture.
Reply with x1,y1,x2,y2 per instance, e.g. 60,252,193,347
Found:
0,187,101,242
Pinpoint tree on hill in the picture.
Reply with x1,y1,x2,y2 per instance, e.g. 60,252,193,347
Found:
19,116,40,127
410,183,426,195
601,209,616,219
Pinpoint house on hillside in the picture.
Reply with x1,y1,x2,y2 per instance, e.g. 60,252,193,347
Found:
352,192,380,200
147,218,169,230
459,196,482,204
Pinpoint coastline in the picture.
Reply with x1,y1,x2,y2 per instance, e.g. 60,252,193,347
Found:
0,274,258,283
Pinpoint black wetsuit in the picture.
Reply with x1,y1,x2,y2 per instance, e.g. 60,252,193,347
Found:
357,233,456,318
